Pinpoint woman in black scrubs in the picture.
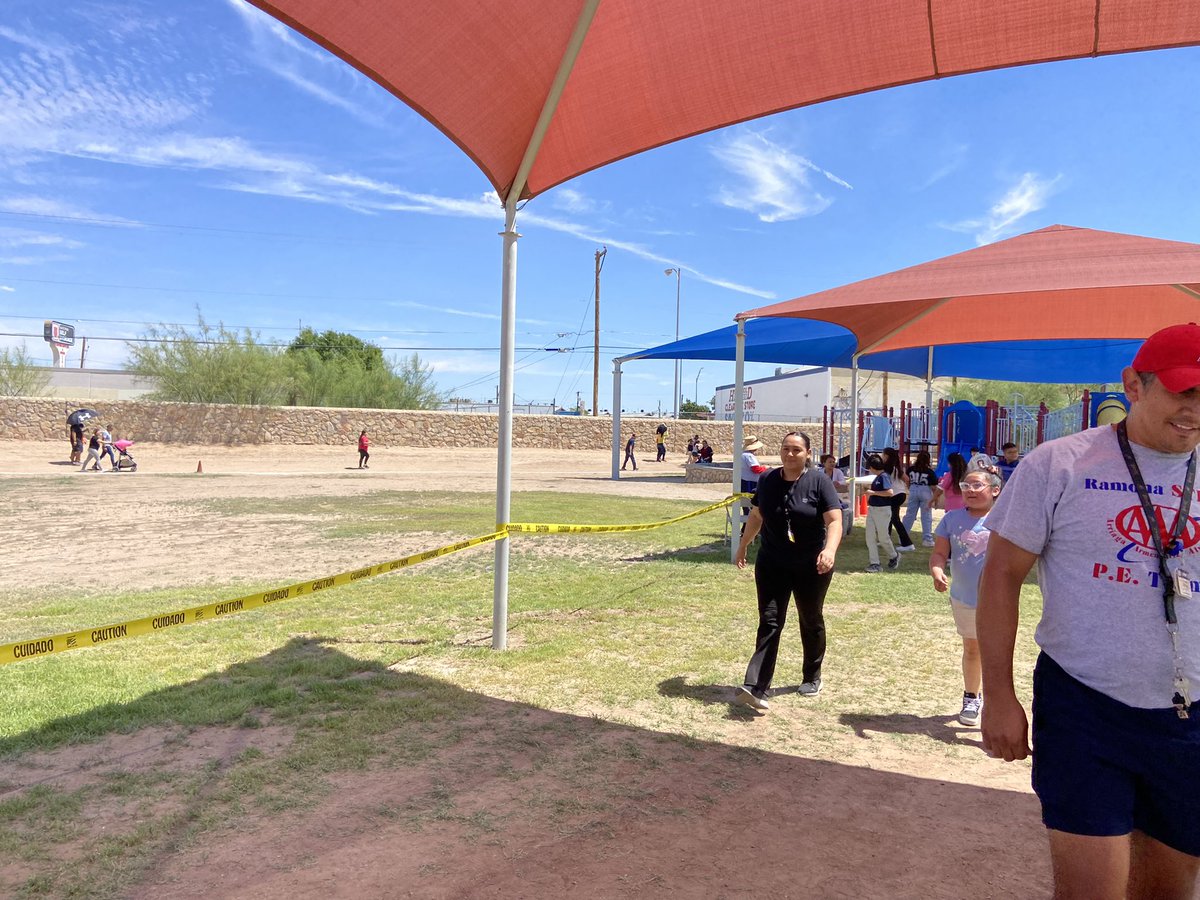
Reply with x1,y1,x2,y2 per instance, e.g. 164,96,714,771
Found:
733,431,843,712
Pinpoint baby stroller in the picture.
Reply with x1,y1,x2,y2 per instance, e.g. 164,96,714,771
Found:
113,439,138,472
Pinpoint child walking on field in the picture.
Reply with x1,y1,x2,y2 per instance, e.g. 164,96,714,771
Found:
357,429,370,468
928,467,1003,726
863,453,900,573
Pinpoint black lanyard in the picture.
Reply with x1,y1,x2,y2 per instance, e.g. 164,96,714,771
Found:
1115,420,1196,716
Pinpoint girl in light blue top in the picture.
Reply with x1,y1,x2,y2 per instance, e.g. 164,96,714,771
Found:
929,467,1002,726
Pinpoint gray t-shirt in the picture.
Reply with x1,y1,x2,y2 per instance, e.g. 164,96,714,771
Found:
987,425,1200,708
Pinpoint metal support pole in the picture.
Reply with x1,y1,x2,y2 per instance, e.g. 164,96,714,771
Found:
665,267,681,420
847,356,861,516
493,199,519,650
731,320,747,563
611,360,623,479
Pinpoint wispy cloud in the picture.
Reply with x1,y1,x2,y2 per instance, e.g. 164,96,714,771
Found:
0,16,774,301
0,254,74,266
550,187,603,215
222,0,397,129
915,143,969,191
711,130,851,223
389,300,552,326
0,195,143,226
942,172,1061,245
0,228,83,250
0,285,15,292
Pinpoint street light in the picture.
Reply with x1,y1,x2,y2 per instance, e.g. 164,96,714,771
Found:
664,267,681,420
694,366,704,405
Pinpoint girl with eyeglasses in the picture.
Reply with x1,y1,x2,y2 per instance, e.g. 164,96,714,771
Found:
929,467,1003,727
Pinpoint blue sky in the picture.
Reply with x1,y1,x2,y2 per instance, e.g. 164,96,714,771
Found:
1,1,1199,413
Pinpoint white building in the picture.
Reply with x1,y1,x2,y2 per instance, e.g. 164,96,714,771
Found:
716,366,945,422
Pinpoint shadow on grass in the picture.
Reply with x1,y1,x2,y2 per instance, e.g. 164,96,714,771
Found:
569,473,691,486
658,675,809,720
839,711,987,749
622,537,730,564
1,638,1047,899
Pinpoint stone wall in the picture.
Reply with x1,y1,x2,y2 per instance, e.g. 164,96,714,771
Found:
0,396,827,455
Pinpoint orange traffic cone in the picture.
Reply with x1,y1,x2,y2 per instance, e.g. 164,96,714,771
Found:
196,459,204,474
857,492,868,517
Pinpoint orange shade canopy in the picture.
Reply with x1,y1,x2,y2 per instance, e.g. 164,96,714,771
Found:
737,225,1200,354
246,0,1200,201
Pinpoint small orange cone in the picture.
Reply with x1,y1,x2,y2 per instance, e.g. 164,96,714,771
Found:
857,492,868,517
196,459,204,474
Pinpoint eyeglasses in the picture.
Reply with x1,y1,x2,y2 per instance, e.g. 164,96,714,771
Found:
959,482,994,492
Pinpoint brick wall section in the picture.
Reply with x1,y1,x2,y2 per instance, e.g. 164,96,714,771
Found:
0,397,827,454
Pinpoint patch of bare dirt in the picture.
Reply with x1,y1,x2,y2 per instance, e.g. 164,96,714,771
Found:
121,703,1048,899
0,441,727,592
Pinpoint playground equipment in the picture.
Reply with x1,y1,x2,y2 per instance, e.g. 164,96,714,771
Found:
823,388,1128,480
935,400,987,477
1091,391,1130,427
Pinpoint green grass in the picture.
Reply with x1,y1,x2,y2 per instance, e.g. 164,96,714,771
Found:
0,489,1043,897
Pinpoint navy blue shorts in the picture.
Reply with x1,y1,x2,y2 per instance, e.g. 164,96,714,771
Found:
1032,653,1200,856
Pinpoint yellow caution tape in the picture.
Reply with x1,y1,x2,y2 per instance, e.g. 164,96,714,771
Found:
0,530,506,667
1,494,749,667
505,495,744,534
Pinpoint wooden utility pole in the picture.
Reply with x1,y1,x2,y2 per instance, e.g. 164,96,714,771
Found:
593,246,606,416
881,371,889,410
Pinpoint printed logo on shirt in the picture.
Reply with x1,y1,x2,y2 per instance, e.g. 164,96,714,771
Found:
1106,503,1200,562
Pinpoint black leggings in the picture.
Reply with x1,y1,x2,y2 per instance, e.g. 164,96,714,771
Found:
743,552,833,692
889,493,912,547
358,449,369,466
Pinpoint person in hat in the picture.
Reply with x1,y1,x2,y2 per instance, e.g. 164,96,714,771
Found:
980,323,1200,898
733,431,842,711
740,434,768,494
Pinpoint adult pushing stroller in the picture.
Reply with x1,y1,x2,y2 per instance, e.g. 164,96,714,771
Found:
112,439,138,472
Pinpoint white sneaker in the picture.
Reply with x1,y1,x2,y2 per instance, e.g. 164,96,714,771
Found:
896,544,916,553
733,686,769,712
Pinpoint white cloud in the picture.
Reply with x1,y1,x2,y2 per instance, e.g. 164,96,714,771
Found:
711,130,851,223
916,143,969,191
0,285,14,292
550,187,600,215
222,0,397,129
0,254,73,266
943,172,1061,245
0,18,774,301
0,228,84,250
388,300,552,326
0,196,132,221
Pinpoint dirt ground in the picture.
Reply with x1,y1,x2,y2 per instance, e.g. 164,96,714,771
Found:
0,440,1051,898
0,441,731,592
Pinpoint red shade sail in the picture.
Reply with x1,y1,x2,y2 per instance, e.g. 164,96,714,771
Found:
247,0,1200,201
737,225,1200,354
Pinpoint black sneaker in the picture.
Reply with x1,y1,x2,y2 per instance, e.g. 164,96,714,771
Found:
959,692,982,726
798,678,822,697
887,553,901,570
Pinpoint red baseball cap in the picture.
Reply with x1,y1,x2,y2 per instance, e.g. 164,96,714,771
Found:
1132,323,1200,392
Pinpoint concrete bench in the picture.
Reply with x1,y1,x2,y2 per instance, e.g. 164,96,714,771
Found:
684,462,733,484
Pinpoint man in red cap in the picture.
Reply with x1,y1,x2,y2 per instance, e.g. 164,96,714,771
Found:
979,323,1200,899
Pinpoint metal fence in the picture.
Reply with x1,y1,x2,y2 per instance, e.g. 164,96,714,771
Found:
1041,402,1084,442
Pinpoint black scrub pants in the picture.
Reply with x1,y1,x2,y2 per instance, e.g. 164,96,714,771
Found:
888,493,912,547
742,550,833,694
